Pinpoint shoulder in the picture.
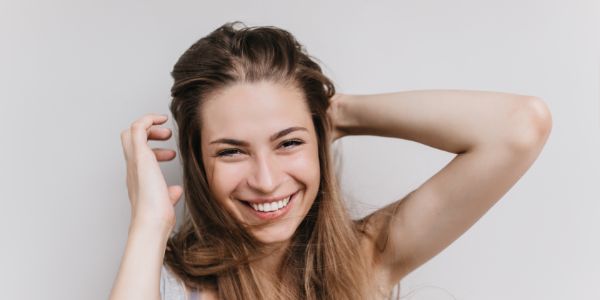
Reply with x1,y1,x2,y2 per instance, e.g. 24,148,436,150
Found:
160,264,188,300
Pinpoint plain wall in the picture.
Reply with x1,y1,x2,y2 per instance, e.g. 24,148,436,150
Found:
1,0,598,299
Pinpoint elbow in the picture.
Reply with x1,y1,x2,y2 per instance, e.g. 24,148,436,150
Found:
507,96,553,151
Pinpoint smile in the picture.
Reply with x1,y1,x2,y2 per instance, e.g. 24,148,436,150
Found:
249,194,291,212
238,190,299,220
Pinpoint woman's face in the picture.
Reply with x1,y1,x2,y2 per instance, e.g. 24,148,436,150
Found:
200,81,321,244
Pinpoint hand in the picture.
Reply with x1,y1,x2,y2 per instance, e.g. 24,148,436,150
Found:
327,93,346,143
120,113,183,230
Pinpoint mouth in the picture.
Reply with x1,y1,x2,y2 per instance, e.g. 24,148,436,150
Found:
237,190,299,220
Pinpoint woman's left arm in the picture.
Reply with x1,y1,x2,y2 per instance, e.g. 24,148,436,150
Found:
329,90,552,283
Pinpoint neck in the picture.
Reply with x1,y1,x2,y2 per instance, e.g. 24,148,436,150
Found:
250,239,290,282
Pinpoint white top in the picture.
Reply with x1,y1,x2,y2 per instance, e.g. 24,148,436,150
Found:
160,264,202,300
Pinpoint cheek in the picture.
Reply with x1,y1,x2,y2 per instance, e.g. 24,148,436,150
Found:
207,163,246,202
285,147,321,188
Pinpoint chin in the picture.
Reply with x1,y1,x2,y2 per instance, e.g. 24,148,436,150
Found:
250,221,298,244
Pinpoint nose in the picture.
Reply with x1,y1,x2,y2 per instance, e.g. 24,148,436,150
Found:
247,152,283,194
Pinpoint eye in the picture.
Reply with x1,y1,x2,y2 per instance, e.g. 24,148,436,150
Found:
215,139,304,158
280,139,304,149
216,148,243,157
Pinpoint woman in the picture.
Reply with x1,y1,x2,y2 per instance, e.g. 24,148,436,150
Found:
110,21,552,300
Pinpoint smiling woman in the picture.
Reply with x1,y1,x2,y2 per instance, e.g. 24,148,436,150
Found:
109,20,552,300
158,21,374,300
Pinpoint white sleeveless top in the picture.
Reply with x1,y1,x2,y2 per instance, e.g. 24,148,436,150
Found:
160,264,202,300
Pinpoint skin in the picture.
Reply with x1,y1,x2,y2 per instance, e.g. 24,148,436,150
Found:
199,80,321,279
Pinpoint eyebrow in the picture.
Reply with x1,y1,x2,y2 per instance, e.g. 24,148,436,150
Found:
209,126,308,146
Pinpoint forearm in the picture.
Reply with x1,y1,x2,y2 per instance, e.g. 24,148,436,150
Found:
109,221,172,300
332,89,543,153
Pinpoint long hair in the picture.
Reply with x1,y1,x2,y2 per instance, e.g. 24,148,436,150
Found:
164,21,394,299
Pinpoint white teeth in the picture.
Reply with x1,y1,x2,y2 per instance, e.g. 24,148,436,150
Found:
249,194,293,212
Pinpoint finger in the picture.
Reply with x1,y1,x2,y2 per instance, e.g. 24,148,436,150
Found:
152,148,177,161
130,114,168,131
130,114,168,152
168,185,184,206
148,126,172,141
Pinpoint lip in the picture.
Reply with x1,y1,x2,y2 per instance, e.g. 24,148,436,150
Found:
242,191,296,204
239,190,299,221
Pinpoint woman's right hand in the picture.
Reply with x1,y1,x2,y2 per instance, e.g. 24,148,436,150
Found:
120,113,183,231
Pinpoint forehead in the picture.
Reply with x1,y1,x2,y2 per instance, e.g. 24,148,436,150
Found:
200,81,313,141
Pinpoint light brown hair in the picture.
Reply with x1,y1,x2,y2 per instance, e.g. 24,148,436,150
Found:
164,21,395,299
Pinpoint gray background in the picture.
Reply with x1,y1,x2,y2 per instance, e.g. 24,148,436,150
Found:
1,0,598,299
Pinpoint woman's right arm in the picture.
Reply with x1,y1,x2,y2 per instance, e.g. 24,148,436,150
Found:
109,114,183,300
110,220,172,299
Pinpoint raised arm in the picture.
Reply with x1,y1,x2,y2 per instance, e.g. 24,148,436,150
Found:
329,90,552,284
110,114,183,300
